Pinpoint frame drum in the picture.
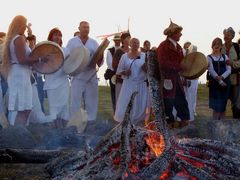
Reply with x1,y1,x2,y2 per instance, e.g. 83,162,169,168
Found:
180,52,208,79
91,38,110,66
30,41,64,74
63,46,90,76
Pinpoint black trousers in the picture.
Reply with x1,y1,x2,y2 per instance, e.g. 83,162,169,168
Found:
229,84,240,118
164,82,190,123
109,79,116,113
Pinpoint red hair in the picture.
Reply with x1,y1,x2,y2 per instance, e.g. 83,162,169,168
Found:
47,28,62,46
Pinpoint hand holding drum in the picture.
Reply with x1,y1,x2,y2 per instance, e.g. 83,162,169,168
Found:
180,52,208,79
91,38,110,67
30,41,64,74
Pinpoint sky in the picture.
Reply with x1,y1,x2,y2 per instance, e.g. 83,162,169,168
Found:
1,0,240,85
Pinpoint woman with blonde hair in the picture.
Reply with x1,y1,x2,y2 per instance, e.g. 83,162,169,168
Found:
2,15,42,125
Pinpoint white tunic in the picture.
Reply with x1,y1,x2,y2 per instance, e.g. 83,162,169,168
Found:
66,36,99,82
44,47,70,120
106,46,119,70
114,52,148,124
184,79,199,121
66,36,99,121
7,35,32,111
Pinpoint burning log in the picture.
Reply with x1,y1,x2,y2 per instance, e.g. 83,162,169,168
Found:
0,148,62,163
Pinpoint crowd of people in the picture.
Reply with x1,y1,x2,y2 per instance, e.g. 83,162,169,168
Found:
0,15,240,130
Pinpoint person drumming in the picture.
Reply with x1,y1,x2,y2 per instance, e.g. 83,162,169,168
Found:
156,20,190,128
66,21,102,122
2,15,47,125
44,28,70,128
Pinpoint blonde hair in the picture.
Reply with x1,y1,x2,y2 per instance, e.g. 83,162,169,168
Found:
1,15,27,79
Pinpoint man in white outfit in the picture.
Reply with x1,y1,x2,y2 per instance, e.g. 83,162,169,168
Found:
183,42,199,121
66,21,101,121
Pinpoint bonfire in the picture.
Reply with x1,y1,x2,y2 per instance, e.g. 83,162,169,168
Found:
1,50,240,180
45,50,240,179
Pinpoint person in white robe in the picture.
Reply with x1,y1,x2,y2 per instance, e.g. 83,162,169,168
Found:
66,21,102,122
43,28,70,128
183,43,199,121
173,42,199,122
1,15,43,126
114,38,148,125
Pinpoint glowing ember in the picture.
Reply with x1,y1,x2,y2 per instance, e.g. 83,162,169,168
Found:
145,132,165,157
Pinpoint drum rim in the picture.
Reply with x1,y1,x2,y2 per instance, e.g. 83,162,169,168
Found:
63,46,90,76
31,41,64,74
180,52,208,79
91,38,110,65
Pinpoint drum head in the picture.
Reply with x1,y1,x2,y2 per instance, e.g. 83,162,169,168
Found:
63,46,90,76
30,41,64,74
180,52,208,79
92,38,110,66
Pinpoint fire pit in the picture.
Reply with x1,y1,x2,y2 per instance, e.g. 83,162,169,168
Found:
45,50,240,179
0,50,240,179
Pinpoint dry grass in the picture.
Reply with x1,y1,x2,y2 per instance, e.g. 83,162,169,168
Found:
196,84,232,118
99,84,233,120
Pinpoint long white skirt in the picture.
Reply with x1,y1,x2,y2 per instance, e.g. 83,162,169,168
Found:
47,82,70,120
114,80,148,124
7,64,32,111
185,79,198,121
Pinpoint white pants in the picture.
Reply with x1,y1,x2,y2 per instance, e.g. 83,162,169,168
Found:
185,79,198,121
71,78,98,121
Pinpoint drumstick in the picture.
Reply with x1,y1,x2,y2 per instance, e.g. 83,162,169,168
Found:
96,30,128,39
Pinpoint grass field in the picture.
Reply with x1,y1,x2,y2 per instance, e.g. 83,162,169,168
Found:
98,84,233,120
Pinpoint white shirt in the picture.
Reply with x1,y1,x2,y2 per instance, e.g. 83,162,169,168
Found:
66,36,99,81
208,54,231,79
168,37,177,48
106,46,120,70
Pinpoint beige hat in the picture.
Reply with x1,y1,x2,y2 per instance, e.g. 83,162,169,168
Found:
113,33,121,41
163,20,183,36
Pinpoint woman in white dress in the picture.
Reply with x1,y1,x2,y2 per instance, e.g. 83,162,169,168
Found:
114,38,148,124
44,28,70,128
1,15,43,125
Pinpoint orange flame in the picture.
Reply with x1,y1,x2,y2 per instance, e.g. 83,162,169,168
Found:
145,132,165,157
